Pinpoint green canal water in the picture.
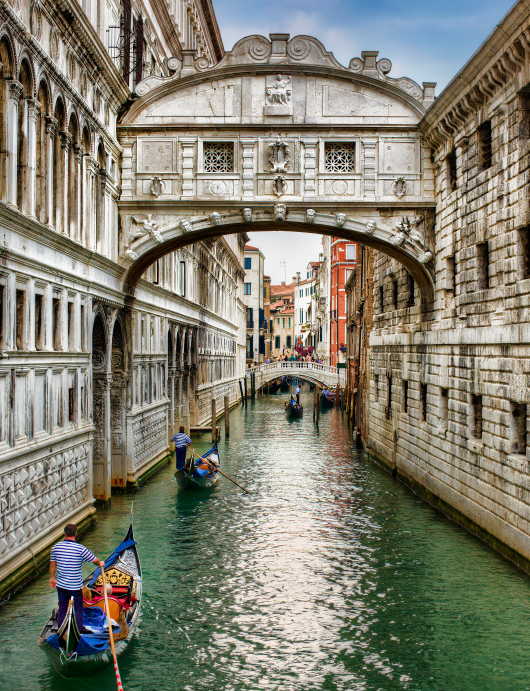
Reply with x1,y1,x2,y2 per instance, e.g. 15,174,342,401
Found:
1,392,530,690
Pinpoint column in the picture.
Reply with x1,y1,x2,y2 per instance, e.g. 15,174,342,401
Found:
57,131,72,234
6,80,23,208
85,156,98,249
92,372,112,506
25,98,40,219
168,367,176,439
44,116,57,227
98,169,108,255
303,139,318,197
180,138,196,197
240,139,255,198
73,144,82,242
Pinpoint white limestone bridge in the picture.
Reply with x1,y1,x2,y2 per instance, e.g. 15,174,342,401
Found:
248,360,345,389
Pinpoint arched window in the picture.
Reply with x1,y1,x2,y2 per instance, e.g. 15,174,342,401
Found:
0,38,14,203
17,60,32,213
36,80,49,224
81,126,90,246
52,98,65,232
96,140,105,253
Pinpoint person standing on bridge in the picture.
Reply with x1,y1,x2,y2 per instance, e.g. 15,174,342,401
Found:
172,425,192,471
295,385,301,405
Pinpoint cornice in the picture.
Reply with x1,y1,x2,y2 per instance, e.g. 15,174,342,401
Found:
420,0,530,150
198,0,224,63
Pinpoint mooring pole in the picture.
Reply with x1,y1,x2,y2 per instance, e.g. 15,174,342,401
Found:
316,385,320,423
244,376,248,401
239,379,244,403
211,398,216,443
224,394,230,438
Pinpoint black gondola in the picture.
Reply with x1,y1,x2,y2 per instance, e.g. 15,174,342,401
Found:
285,397,303,417
280,376,290,392
321,390,335,407
38,523,142,677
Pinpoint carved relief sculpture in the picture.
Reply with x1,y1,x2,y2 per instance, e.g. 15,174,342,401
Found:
273,176,287,196
210,212,221,226
274,204,287,222
129,214,162,247
335,213,346,228
306,209,316,223
180,219,192,233
242,208,253,222
150,176,165,197
269,138,290,173
266,75,292,105
392,176,407,198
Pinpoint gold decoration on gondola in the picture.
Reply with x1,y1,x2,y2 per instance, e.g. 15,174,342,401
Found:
94,567,132,587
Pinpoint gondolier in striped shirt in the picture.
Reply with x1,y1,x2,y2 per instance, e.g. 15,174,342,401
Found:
172,425,192,470
50,524,105,630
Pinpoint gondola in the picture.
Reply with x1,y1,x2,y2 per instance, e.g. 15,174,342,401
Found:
266,380,281,394
175,443,220,490
321,391,335,407
285,398,303,418
38,523,142,678
280,376,290,392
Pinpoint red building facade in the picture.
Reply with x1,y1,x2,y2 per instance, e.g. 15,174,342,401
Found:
330,238,357,367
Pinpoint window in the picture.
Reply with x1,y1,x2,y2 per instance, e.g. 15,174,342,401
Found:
275,336,280,349
282,318,285,328
288,317,291,328
277,317,280,325
244,257,252,270
511,402,527,454
392,278,398,310
407,273,415,307
385,373,392,420
52,297,61,350
446,255,456,292
16,290,25,350
471,394,483,438
518,226,530,280
325,142,355,172
477,120,492,171
0,284,4,348
379,285,384,312
299,289,303,298
440,388,449,430
402,380,409,413
345,244,356,261
345,269,353,282
286,335,292,348
203,141,234,173
246,308,253,326
153,260,160,285
447,148,457,192
244,283,251,295
67,301,74,351
374,374,379,402
263,286,266,299
420,383,428,422
299,309,303,323
179,261,186,297
476,242,490,290
35,293,44,350
80,304,85,351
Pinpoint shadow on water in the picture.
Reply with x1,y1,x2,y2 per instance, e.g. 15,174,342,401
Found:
2,395,530,691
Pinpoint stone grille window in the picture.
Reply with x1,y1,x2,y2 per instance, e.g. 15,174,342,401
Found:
325,142,355,172
203,142,234,172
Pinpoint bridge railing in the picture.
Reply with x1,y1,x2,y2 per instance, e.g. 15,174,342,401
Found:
246,360,344,384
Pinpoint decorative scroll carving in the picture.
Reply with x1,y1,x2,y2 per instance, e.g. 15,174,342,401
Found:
150,176,165,197
392,176,407,198
95,567,132,587
268,138,290,173
133,410,167,469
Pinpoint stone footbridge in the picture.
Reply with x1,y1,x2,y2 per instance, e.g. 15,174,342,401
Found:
248,361,345,389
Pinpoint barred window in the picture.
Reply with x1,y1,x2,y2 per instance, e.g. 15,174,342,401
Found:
203,142,234,172
325,142,355,172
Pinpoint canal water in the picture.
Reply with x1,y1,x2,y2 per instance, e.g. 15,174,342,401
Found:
1,390,530,691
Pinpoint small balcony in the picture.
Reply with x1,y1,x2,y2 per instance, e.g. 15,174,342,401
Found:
246,320,254,329
259,319,267,330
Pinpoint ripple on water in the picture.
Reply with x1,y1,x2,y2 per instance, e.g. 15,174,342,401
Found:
1,394,530,690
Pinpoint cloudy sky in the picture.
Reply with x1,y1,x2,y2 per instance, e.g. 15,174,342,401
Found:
213,0,516,281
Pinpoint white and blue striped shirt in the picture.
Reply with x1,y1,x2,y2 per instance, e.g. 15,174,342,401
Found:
50,540,96,590
171,432,191,448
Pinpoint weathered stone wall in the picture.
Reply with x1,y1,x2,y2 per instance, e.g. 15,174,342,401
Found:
367,0,530,570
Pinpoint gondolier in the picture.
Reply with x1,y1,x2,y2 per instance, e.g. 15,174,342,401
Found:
295,385,301,405
49,524,105,630
172,425,192,470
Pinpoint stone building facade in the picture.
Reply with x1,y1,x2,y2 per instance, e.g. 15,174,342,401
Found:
366,0,530,571
0,0,247,598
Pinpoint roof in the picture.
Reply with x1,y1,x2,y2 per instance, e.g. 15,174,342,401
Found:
245,245,259,251
270,282,295,295
263,275,270,279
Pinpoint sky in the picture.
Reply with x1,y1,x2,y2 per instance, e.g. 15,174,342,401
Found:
213,0,516,281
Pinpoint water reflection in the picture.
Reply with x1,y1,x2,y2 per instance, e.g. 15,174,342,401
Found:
1,395,530,690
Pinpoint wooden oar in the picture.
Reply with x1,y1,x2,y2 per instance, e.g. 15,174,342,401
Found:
192,449,249,494
101,569,125,691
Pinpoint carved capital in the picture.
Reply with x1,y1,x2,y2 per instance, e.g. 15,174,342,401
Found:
26,97,41,119
45,115,58,135
73,143,84,162
8,80,23,103
59,130,73,151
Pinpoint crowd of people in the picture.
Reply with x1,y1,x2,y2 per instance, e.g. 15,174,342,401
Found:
263,353,323,365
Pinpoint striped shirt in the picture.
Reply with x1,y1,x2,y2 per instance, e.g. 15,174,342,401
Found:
171,432,192,448
50,540,96,590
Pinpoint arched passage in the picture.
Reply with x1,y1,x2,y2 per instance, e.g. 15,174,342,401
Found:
120,212,435,312
110,318,126,490
91,312,109,505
